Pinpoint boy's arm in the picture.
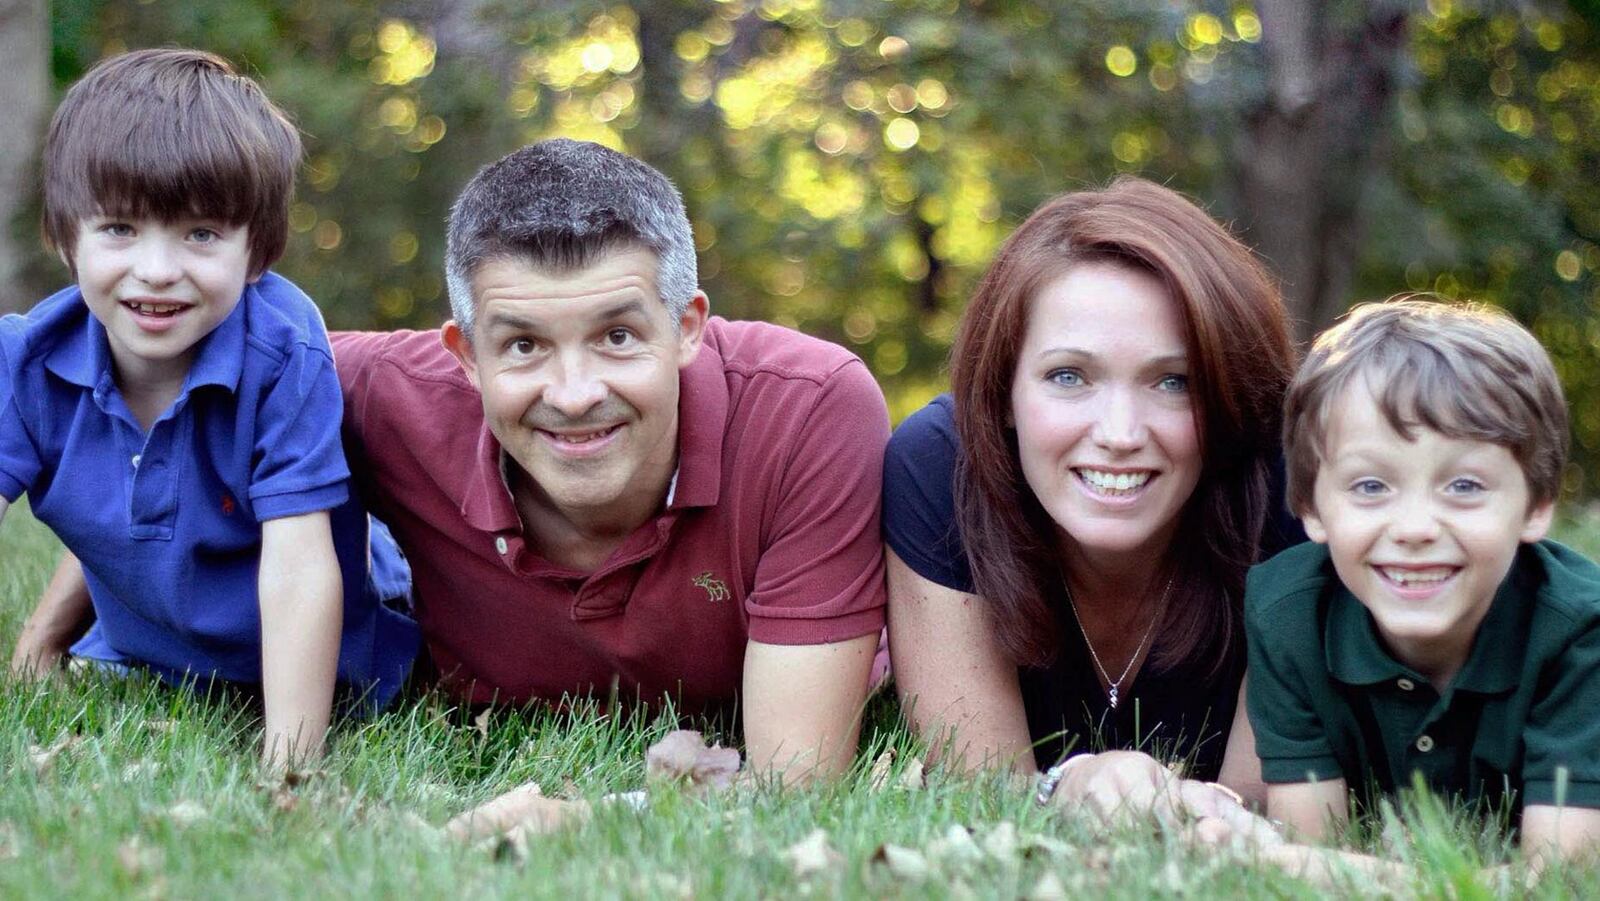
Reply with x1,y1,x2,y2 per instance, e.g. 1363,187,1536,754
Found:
10,548,94,676
258,511,342,768
1521,804,1600,872
1266,779,1349,841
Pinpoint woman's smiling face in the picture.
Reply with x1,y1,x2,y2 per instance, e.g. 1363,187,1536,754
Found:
1010,261,1202,565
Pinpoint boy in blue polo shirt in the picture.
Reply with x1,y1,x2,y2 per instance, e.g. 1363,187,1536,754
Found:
1245,299,1600,870
0,48,417,766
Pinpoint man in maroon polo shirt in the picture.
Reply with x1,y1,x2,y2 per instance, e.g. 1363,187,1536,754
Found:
332,139,888,780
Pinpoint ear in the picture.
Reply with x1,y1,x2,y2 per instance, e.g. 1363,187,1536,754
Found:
1520,498,1556,544
675,292,710,369
441,321,482,390
1300,506,1329,544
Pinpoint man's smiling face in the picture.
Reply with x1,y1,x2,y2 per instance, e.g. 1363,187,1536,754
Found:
444,246,706,530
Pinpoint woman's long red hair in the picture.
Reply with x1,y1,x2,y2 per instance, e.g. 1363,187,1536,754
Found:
951,178,1296,676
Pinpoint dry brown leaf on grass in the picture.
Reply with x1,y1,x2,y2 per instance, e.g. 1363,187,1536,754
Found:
897,756,926,791
162,801,208,827
115,837,163,878
927,824,983,866
27,734,82,776
784,829,840,878
473,708,492,741
868,844,930,882
867,749,895,792
445,782,592,843
1026,871,1069,901
645,730,742,789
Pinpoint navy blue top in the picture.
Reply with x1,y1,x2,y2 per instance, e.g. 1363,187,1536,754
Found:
0,274,417,707
883,394,1301,775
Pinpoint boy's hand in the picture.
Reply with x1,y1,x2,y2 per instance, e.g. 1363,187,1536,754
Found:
10,627,68,677
258,511,342,769
9,551,93,679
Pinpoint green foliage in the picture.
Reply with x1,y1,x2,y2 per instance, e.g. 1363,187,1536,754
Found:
29,1,1600,463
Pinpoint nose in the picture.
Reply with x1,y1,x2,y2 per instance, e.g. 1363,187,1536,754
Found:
1091,385,1148,453
130,236,182,288
542,349,607,418
1387,492,1441,545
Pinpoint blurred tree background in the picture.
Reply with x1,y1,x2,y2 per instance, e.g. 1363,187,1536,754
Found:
2,0,1598,489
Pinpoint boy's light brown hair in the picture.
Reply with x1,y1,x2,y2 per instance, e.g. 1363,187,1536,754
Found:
1284,297,1568,516
41,48,302,277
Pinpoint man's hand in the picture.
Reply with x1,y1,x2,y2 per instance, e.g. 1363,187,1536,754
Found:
10,550,93,679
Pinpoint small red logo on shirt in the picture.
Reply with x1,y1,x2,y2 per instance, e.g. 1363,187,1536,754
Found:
220,494,236,516
692,572,729,602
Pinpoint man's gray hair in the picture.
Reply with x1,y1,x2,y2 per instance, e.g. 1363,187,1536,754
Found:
444,138,699,337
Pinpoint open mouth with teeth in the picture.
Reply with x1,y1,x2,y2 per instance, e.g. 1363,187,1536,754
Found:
1074,468,1154,498
1377,565,1460,591
540,425,622,448
122,301,190,318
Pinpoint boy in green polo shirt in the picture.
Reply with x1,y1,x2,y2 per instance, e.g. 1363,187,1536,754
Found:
1245,298,1600,869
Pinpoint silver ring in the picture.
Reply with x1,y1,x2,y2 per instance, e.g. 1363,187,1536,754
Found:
1034,760,1072,807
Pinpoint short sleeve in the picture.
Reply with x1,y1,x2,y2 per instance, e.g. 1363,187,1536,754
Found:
744,359,889,644
0,316,41,501
249,342,350,520
1522,616,1600,808
881,395,973,592
1245,562,1344,784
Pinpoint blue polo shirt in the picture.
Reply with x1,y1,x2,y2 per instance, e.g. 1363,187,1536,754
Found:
0,273,417,707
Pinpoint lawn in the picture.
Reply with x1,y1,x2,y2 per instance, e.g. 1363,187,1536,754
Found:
4,500,1600,899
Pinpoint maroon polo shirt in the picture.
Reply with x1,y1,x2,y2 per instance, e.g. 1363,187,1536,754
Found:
331,318,888,710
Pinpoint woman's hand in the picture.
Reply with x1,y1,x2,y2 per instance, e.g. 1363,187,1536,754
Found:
1049,751,1186,825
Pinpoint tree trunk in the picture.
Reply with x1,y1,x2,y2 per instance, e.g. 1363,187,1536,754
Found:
0,0,50,313
1234,0,1409,341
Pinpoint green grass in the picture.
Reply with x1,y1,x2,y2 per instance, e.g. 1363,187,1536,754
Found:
3,501,1600,898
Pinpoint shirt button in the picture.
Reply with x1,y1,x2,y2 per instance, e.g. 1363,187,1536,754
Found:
131,454,142,468
1396,678,1415,691
494,536,509,555
1415,735,1435,753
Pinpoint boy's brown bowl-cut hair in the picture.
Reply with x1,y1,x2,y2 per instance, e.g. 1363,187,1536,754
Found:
41,48,302,278
1283,296,1569,516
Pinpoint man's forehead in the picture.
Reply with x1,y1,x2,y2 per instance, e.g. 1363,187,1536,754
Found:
470,249,666,326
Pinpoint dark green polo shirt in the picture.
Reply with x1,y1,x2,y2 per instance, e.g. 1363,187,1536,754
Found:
1246,539,1600,810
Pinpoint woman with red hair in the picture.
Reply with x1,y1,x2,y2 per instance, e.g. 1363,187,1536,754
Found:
884,178,1298,813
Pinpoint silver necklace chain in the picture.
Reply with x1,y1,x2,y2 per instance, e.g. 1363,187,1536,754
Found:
1064,576,1173,710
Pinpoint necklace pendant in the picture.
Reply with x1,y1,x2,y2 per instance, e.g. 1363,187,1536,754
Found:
1107,686,1119,709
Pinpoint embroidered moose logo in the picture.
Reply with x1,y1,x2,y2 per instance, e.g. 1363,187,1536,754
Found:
692,571,730,602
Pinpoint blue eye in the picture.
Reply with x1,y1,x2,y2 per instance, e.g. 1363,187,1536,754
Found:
1351,479,1388,496
1157,374,1189,393
1446,477,1486,495
189,227,219,244
101,222,135,238
1047,369,1084,388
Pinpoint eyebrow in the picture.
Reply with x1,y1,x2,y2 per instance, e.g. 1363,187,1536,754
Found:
481,299,651,334
1037,347,1189,368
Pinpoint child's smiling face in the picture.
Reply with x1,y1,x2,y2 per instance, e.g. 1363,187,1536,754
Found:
72,214,253,387
1302,381,1555,682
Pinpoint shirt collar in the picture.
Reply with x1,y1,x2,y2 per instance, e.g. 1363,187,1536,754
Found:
42,290,109,390
183,286,248,392
1325,585,1416,686
1326,553,1527,695
668,327,727,510
42,286,248,395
